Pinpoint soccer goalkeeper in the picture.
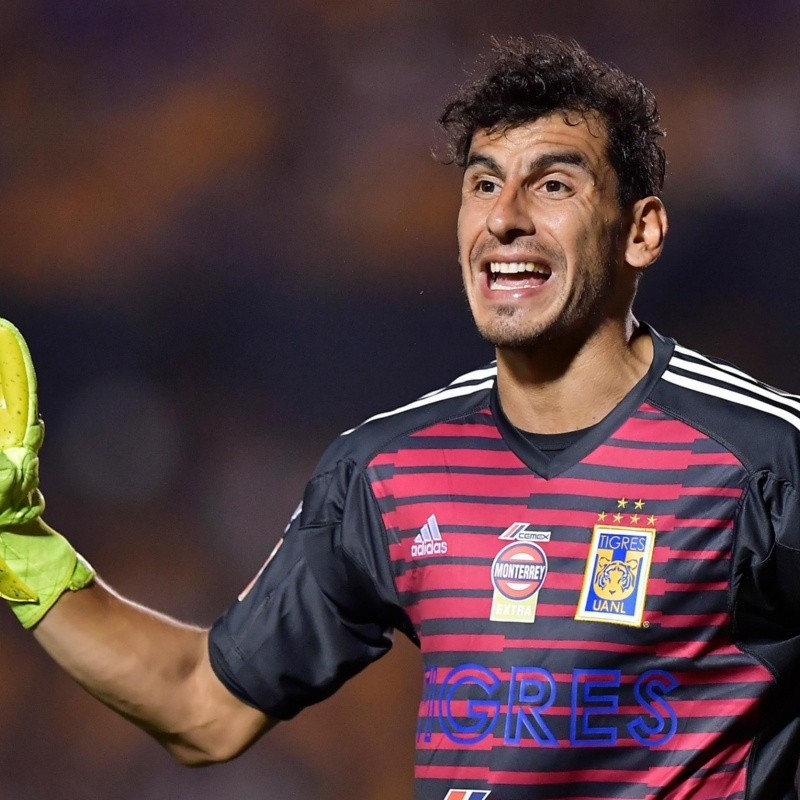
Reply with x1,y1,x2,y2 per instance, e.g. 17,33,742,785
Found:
5,36,800,800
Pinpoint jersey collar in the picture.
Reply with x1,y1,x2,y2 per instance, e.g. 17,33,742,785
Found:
490,323,676,479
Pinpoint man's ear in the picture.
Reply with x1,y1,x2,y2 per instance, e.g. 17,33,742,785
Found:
625,196,668,270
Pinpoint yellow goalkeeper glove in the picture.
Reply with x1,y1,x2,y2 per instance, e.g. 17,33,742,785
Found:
0,319,94,628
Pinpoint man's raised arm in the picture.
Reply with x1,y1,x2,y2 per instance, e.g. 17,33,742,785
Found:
0,319,272,765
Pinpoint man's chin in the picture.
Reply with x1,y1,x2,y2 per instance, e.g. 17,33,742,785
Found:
475,319,553,350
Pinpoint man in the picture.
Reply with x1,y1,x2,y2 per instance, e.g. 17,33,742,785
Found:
2,34,800,800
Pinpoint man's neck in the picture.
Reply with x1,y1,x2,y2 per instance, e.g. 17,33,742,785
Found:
495,316,654,434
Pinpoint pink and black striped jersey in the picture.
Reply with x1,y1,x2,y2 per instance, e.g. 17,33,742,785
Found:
210,324,800,800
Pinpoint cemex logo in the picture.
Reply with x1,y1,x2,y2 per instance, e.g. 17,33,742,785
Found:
412,514,448,558
443,791,491,800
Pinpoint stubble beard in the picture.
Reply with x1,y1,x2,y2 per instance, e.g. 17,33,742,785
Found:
472,250,617,353
475,302,562,350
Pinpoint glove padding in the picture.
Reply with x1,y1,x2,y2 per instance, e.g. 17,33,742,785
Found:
0,319,94,628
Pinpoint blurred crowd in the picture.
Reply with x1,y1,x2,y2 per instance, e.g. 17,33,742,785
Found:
1,1,799,798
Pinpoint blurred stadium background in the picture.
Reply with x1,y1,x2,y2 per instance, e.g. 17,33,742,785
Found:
1,1,799,797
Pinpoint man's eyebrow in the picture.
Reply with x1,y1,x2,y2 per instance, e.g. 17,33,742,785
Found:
464,150,596,179
529,151,595,177
464,153,504,177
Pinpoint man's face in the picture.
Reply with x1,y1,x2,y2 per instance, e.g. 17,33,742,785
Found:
457,113,627,350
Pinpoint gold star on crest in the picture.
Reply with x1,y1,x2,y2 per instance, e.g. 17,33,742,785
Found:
634,499,645,510
597,511,607,521
617,498,628,509
647,515,657,525
630,514,640,524
613,512,623,522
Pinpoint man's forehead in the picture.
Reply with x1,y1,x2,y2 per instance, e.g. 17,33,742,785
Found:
467,111,610,165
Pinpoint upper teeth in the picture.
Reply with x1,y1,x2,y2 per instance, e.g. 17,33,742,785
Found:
489,261,548,274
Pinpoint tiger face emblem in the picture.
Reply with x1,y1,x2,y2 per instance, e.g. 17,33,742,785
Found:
593,557,639,601
576,525,656,627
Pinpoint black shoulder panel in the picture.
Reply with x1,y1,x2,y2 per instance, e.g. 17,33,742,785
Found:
651,344,800,485
313,363,496,473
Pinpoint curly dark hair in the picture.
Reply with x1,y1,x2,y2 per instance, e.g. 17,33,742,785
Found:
439,35,666,207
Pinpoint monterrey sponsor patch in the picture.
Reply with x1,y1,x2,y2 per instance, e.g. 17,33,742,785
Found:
490,541,548,623
443,791,491,800
575,524,655,626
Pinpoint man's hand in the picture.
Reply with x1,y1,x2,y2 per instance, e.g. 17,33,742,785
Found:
0,319,94,627
0,319,45,601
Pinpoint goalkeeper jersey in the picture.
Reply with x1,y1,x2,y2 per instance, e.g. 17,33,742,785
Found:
209,324,800,800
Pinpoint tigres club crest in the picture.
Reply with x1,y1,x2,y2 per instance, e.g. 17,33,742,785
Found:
575,524,655,627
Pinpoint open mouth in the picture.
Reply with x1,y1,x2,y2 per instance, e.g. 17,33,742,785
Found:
487,261,552,291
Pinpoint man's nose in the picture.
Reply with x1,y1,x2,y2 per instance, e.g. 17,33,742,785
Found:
487,186,535,242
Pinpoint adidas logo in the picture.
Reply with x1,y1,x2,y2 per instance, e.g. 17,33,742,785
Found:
412,514,448,558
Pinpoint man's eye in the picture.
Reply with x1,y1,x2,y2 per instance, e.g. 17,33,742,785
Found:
477,179,498,194
543,179,568,193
